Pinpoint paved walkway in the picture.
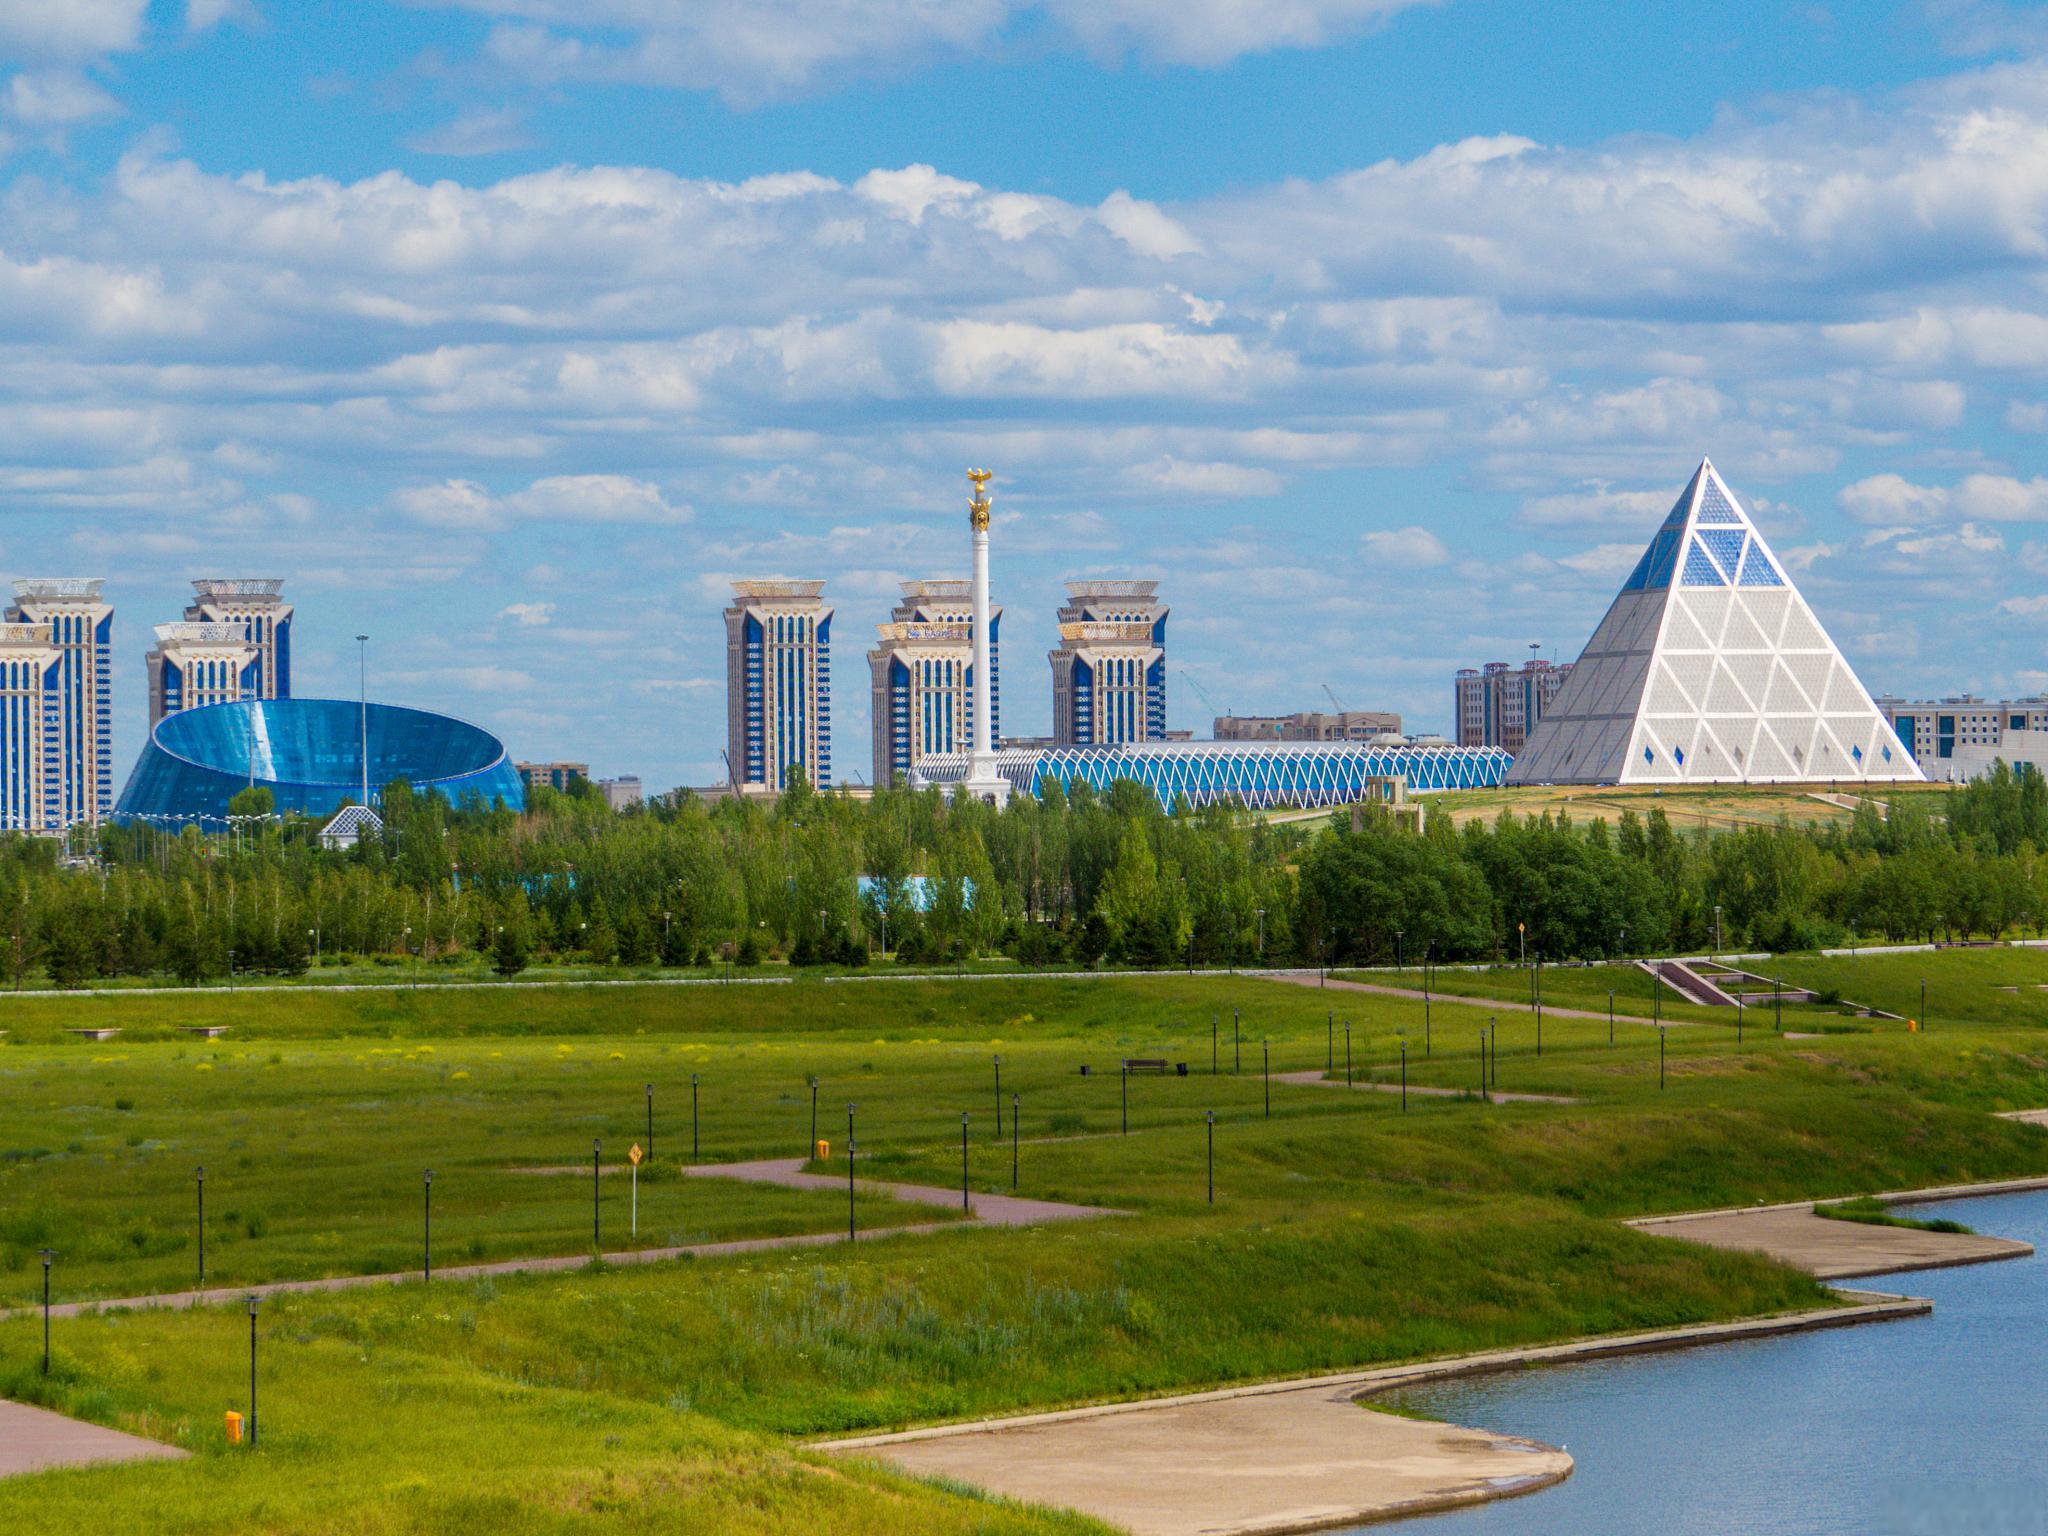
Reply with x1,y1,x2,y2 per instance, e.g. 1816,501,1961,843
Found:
7,1161,1113,1322
1272,1069,1575,1105
820,1293,1921,1536
1257,969,1681,1027
0,1400,186,1477
1632,1185,2043,1279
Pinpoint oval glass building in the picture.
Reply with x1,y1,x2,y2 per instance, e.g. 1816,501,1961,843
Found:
116,698,524,827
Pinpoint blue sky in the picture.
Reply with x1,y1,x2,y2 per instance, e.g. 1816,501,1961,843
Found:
5,0,2048,788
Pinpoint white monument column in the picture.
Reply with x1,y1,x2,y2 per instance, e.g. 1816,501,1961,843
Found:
962,468,1011,805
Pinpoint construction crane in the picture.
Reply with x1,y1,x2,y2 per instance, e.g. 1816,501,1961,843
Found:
1322,683,1347,714
1181,668,1226,725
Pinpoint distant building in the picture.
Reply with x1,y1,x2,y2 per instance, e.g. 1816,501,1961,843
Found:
596,775,643,810
1214,710,1402,743
516,761,588,794
726,580,832,794
1947,728,2048,783
184,579,291,701
1874,695,2048,768
6,579,113,827
868,580,1000,787
1455,660,1572,753
1049,581,1166,746
319,804,384,850
0,621,60,832
147,623,257,726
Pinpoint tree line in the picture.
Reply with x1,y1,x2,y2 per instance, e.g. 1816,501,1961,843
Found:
0,765,2040,986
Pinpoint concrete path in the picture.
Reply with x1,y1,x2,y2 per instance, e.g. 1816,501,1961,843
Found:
1257,968,1677,1027
820,1293,1922,1536
1998,1108,2048,1127
1632,1200,2035,1279
0,1400,185,1477
1272,1069,1575,1105
683,1157,1116,1227
8,1160,1111,1322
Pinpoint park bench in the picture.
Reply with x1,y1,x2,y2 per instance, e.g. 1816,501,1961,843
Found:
66,1027,120,1041
1122,1059,1188,1076
180,1025,231,1038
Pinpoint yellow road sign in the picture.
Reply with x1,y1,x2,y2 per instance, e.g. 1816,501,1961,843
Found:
628,1143,643,1165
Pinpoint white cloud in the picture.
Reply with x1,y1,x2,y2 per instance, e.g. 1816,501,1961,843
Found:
186,0,258,31
1998,594,2048,618
0,1,146,58
407,107,533,158
1360,525,1449,566
1555,541,1643,577
436,0,1437,103
5,70,120,127
1840,472,2048,524
500,601,555,626
392,475,691,531
1128,457,1284,497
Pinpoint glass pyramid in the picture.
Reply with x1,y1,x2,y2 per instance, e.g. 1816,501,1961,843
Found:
1506,460,1923,786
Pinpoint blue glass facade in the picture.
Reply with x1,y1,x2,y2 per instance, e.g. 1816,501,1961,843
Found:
915,740,1509,812
116,698,525,827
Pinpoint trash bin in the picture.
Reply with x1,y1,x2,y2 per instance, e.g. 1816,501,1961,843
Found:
225,1410,243,1445
816,1139,830,1160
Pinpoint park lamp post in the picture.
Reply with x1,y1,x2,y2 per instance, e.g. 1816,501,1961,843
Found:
646,1083,655,1163
423,1169,433,1283
692,1073,700,1162
592,1139,602,1248
1395,928,1404,972
846,1104,858,1242
809,1077,819,1156
246,1295,260,1448
960,1112,970,1211
1011,1092,1020,1190
1206,1110,1215,1204
992,1055,1002,1139
1255,907,1266,961
196,1166,206,1290
1518,920,1526,967
39,1249,53,1373
1921,976,1928,1033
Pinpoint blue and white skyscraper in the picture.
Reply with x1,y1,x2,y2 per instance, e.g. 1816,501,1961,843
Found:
867,579,1003,787
5,578,114,826
0,621,60,832
1049,580,1167,746
186,579,292,700
724,580,832,793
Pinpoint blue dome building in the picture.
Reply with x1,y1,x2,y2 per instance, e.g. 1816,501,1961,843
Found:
115,698,524,827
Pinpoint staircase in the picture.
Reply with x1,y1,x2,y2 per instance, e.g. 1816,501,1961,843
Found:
1638,957,1739,1008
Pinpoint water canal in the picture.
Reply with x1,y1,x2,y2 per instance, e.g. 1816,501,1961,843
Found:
1381,1188,2048,1535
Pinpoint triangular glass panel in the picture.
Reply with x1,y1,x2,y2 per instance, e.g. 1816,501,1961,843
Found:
1681,538,1728,587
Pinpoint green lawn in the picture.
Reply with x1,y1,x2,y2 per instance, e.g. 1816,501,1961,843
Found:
2,962,2047,1534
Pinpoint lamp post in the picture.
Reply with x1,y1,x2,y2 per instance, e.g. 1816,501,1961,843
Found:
692,1072,700,1162
1210,1014,1218,1075
992,1055,1002,1140
1255,908,1266,962
1344,1021,1352,1087
1714,904,1723,956
1400,1038,1407,1112
39,1249,53,1373
1263,1039,1270,1119
591,1139,601,1247
959,1112,971,1211
1233,1007,1241,1074
1206,1110,1215,1204
1518,921,1525,967
423,1169,433,1282
1395,929,1404,972
1121,1062,1129,1136
809,1076,819,1156
196,1166,205,1291
646,1083,655,1163
846,1104,857,1242
1921,976,1928,1033
1011,1092,1019,1190
246,1294,260,1448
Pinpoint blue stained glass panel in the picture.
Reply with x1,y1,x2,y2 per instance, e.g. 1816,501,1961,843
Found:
1699,529,1747,577
1737,545,1784,587
1681,540,1728,587
1696,480,1743,524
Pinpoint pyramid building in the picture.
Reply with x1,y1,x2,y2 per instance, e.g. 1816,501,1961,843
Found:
1507,460,1922,786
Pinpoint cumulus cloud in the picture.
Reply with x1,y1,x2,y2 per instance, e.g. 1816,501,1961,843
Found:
1360,525,1450,566
0,1,147,59
5,70,120,127
393,475,692,531
1840,472,2048,523
434,0,1437,103
499,601,556,626
407,107,534,157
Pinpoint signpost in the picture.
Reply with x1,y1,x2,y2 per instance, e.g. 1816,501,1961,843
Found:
628,1143,643,1237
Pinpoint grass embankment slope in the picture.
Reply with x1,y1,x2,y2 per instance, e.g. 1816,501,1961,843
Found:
2,963,2046,1534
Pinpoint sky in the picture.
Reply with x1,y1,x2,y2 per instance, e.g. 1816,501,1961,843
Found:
5,0,2048,790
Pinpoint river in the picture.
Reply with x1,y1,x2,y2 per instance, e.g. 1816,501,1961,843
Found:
1381,1188,2048,1535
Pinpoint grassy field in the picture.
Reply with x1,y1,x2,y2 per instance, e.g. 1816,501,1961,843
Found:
1350,960,1885,1029
2,961,2046,1533
1427,779,1962,831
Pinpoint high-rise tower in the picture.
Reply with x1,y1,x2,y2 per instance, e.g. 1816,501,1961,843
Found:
185,579,292,701
867,580,1002,787
5,579,113,826
724,581,832,794
0,621,60,832
147,624,259,726
1049,580,1167,746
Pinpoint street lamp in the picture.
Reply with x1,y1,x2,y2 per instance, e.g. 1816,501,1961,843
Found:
423,1169,433,1282
39,1249,53,1374
1713,905,1723,956
246,1294,260,1447
1255,907,1266,960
